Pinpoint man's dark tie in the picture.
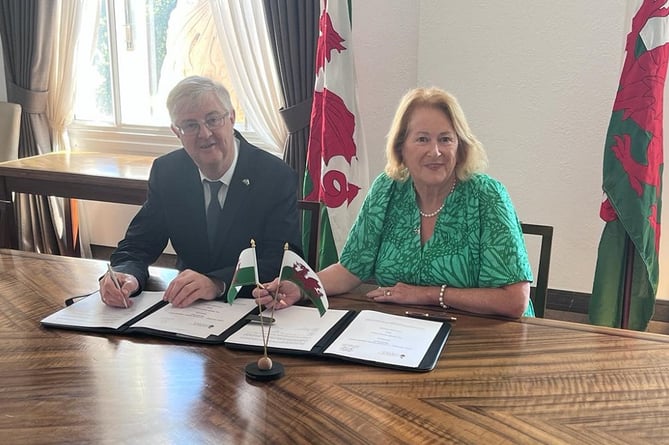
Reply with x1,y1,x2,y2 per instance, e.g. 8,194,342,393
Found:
204,180,223,244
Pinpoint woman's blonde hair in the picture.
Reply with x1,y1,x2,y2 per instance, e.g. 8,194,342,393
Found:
384,87,488,181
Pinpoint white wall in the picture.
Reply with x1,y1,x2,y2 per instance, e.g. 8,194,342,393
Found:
352,0,668,299
419,1,623,294
1,1,667,299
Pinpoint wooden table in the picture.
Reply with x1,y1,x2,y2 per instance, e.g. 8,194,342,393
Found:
0,151,154,253
2,249,669,444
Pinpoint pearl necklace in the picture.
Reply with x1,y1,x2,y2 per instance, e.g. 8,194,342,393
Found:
419,179,457,218
419,203,445,218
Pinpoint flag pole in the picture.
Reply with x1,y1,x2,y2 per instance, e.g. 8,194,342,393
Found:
620,233,634,329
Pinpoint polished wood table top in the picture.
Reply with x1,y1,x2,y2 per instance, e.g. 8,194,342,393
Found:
2,249,669,444
0,151,153,205
0,151,154,253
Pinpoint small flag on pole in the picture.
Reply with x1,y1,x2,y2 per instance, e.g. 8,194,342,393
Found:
278,245,328,316
227,241,260,303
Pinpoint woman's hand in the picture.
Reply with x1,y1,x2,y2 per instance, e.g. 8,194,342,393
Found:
366,282,436,305
368,281,531,318
366,283,434,304
252,278,302,310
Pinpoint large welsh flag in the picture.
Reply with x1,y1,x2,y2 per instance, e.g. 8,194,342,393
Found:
303,0,369,270
589,0,668,331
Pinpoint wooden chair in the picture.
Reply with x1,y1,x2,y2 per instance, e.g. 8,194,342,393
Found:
0,101,21,162
0,102,21,248
298,200,321,270
521,223,553,318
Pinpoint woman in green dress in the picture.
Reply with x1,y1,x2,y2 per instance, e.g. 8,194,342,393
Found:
255,87,534,318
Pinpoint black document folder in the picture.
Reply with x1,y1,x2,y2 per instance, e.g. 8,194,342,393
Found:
41,292,451,371
225,306,452,372
40,291,258,344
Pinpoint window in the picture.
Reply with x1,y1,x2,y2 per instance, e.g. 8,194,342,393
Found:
71,0,254,154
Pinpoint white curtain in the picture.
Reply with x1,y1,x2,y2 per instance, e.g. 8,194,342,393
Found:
209,0,287,153
48,0,99,152
155,0,236,123
47,0,100,257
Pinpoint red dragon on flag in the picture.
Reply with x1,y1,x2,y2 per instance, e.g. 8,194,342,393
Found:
590,0,668,330
303,0,368,270
279,247,328,316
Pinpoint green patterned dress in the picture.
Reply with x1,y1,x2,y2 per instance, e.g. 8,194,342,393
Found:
339,173,535,317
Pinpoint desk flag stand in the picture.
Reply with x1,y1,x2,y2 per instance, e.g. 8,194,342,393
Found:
227,241,328,381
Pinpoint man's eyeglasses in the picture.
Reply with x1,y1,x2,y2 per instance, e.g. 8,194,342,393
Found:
176,112,229,136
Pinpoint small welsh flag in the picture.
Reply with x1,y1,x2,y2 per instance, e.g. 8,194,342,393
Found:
278,245,328,316
227,242,259,303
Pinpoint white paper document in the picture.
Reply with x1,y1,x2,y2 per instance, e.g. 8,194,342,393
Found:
225,305,350,351
41,291,164,329
131,298,256,339
324,310,442,368
41,291,258,340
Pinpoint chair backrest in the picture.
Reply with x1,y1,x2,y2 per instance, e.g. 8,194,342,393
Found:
298,200,321,271
0,102,21,247
0,101,21,162
521,223,553,318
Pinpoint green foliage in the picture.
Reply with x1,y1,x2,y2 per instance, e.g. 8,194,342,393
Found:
94,0,177,119
153,0,177,82
95,1,112,117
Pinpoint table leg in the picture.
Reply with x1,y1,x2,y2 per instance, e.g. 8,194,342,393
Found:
0,178,18,249
62,198,80,257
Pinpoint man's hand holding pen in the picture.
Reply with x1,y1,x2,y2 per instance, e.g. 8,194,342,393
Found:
100,264,137,308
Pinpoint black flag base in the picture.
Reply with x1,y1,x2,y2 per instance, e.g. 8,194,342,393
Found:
245,361,285,381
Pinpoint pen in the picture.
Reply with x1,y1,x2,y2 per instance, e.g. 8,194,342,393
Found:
107,263,128,308
404,311,457,322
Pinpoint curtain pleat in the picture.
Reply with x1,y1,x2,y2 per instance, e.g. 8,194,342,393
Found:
49,0,100,258
0,0,64,254
262,0,319,197
1,0,91,255
210,0,287,153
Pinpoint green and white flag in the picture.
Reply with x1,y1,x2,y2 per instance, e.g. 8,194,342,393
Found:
227,245,259,303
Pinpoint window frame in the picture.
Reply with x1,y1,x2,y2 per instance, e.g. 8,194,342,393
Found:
68,121,274,156
70,0,276,156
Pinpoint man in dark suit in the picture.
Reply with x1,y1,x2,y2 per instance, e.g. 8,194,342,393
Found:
99,76,300,308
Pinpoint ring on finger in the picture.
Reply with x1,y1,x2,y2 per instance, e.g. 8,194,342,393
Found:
385,289,392,297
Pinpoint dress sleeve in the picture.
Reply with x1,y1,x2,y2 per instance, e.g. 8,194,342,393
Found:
477,178,533,286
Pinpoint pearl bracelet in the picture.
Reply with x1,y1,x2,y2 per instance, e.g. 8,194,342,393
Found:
438,284,449,309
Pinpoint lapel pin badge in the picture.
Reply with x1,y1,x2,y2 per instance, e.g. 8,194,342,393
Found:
242,179,250,186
